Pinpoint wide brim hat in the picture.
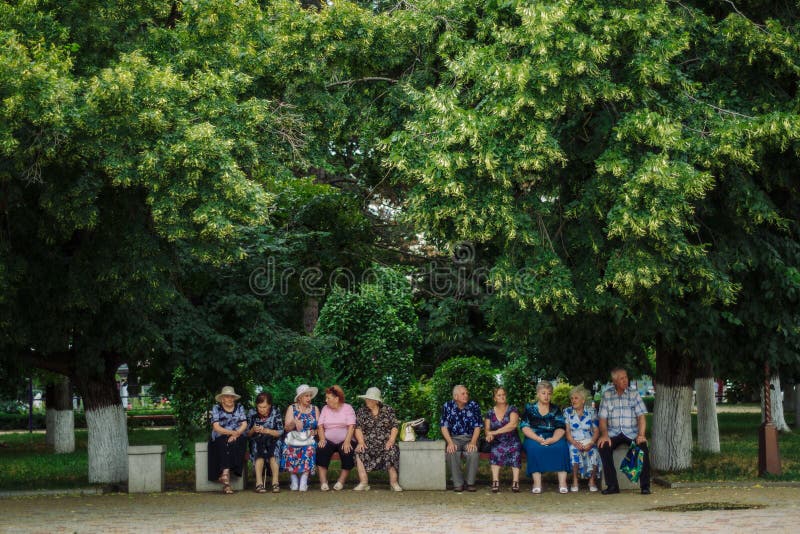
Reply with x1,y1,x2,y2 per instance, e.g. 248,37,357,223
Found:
357,387,384,403
294,384,318,402
215,386,241,403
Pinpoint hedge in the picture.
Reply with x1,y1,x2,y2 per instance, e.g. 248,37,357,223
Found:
0,411,174,430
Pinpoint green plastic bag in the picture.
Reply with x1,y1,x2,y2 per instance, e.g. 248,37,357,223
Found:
620,442,644,483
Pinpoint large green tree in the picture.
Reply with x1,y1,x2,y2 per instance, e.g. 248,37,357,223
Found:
388,0,800,470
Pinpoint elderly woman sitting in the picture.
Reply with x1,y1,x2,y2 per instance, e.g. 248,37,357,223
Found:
209,386,248,494
317,385,357,491
353,387,403,492
564,385,600,492
520,381,570,494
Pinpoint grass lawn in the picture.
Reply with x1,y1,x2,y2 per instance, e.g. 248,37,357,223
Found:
0,411,797,491
656,410,800,483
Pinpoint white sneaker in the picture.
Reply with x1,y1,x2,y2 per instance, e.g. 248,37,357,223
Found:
333,481,344,491
290,480,299,491
299,483,308,492
320,483,330,491
390,483,403,492
353,482,370,491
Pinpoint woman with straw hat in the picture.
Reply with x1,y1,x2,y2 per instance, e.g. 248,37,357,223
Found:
353,387,403,492
209,386,248,494
281,384,319,492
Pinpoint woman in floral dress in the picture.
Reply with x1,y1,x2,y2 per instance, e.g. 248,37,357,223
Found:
353,387,403,492
564,385,600,492
246,391,283,493
281,384,319,492
208,386,248,494
484,387,522,492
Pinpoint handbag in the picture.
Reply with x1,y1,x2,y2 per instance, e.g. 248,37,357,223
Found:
400,418,425,442
285,430,316,447
620,442,644,482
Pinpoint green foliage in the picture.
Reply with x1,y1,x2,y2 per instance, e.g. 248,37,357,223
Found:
315,266,418,405
499,357,537,409
551,382,572,409
429,356,498,437
397,376,434,423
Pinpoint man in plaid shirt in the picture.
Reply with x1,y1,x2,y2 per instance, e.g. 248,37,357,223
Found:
597,367,652,495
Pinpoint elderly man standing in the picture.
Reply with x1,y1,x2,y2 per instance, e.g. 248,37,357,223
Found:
597,367,651,495
440,385,482,492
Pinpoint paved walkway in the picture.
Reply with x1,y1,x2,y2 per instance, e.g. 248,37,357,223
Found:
1,485,799,533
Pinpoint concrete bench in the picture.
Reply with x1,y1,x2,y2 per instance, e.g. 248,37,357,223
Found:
398,440,446,490
128,445,166,493
598,445,640,490
195,442,246,492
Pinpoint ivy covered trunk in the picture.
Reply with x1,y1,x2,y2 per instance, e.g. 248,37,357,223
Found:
45,376,75,454
75,359,128,484
694,361,720,453
652,342,693,471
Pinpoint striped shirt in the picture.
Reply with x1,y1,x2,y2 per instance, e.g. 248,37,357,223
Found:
598,387,647,440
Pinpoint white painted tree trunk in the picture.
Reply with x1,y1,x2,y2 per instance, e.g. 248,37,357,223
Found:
86,405,128,483
50,410,75,453
694,378,720,453
761,375,791,432
795,384,800,431
46,377,75,453
45,409,55,449
652,384,693,471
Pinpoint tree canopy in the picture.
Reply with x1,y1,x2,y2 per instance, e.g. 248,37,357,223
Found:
1,0,799,477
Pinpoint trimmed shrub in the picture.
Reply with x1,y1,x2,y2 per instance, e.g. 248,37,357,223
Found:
500,358,537,410
428,356,498,438
552,382,572,408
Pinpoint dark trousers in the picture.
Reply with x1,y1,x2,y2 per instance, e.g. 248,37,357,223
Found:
316,439,356,470
598,434,650,490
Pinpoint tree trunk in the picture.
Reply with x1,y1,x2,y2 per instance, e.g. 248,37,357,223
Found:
795,384,800,431
652,342,694,471
45,377,75,454
694,378,720,453
303,297,319,334
694,360,720,453
761,374,791,433
75,360,128,484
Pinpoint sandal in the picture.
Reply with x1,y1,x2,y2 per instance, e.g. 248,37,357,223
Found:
255,484,267,493
223,484,234,494
491,480,500,493
531,486,542,494
559,487,569,494
512,481,520,493
272,484,280,493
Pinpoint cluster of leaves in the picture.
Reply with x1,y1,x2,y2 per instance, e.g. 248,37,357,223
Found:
315,266,418,406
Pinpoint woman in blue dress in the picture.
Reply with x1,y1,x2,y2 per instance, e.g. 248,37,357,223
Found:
520,381,570,494
484,387,522,492
246,391,284,493
564,385,600,492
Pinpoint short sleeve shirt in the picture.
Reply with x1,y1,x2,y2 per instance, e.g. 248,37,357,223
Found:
211,403,247,439
319,403,356,444
439,400,483,436
598,387,647,439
